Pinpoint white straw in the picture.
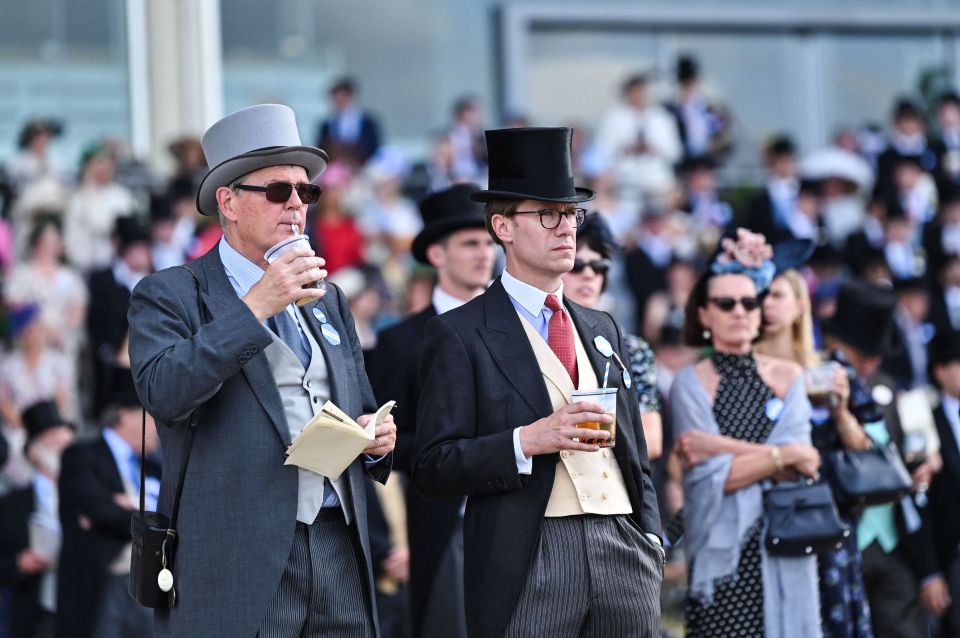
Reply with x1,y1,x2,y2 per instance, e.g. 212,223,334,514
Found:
602,361,610,388
291,223,298,235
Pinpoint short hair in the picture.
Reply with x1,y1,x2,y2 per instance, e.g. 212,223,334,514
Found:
453,95,478,119
621,74,648,97
329,77,356,95
482,200,520,247
27,214,62,251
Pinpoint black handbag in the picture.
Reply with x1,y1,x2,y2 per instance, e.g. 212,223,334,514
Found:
763,480,851,556
823,442,912,509
129,265,204,608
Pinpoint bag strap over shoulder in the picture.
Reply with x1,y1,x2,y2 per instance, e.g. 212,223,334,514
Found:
139,265,208,532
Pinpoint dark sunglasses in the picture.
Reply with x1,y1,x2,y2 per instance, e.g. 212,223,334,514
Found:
708,296,761,312
571,258,611,275
234,181,322,204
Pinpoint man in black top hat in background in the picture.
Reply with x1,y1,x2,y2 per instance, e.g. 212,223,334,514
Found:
369,183,495,638
823,281,941,638
0,400,75,638
57,368,160,638
917,328,960,636
413,127,662,638
87,216,153,416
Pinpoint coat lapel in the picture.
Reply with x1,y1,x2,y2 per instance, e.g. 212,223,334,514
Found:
198,247,291,447
298,294,351,409
935,404,960,487
479,279,553,419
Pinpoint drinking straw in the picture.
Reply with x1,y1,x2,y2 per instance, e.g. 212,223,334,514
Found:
602,361,610,388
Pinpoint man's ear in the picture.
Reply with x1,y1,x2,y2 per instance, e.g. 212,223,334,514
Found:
426,243,446,269
216,186,239,223
490,213,513,246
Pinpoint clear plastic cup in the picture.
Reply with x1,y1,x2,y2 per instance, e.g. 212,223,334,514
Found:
804,362,839,408
571,387,618,448
264,233,326,306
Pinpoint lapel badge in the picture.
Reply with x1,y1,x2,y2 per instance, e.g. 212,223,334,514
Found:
312,307,327,324
593,335,613,358
320,323,341,346
622,368,632,389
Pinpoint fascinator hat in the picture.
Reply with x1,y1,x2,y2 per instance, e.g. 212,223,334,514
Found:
709,228,815,294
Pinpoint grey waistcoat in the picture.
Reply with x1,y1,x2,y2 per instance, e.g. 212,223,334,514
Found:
263,309,353,524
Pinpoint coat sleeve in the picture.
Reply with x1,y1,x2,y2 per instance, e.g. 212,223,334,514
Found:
611,315,662,536
58,445,130,540
412,315,525,500
127,268,272,423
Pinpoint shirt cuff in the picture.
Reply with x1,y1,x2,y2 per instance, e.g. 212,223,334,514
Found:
513,427,533,475
646,532,663,548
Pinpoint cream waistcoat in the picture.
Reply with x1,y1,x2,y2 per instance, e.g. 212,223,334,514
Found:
516,312,632,517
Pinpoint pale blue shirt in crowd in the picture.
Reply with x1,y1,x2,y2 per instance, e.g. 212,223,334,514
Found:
500,269,566,476
943,393,960,455
102,428,159,511
432,285,468,316
217,238,384,504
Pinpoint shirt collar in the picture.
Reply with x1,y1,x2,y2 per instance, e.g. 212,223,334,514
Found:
218,237,265,298
102,427,134,466
500,269,563,317
112,259,147,293
943,393,960,428
432,286,468,315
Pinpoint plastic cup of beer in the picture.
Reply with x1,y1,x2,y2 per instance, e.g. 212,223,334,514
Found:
804,362,839,407
264,230,326,305
571,387,618,448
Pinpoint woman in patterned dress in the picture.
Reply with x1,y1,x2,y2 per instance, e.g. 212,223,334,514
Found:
757,270,874,638
560,213,663,459
671,229,823,637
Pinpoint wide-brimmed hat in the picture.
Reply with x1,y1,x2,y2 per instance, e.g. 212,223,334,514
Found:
22,400,74,447
822,280,897,356
196,104,328,216
412,184,486,264
470,127,594,204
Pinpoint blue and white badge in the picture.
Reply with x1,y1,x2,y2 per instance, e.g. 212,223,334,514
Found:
622,369,632,389
765,397,785,421
312,307,327,324
320,323,341,346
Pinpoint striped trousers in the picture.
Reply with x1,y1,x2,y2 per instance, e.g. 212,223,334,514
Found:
258,508,374,638
503,515,663,638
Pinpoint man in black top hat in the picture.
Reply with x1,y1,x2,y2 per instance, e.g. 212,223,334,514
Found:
87,216,153,416
413,127,662,638
0,400,75,638
369,184,494,638
57,368,160,638
823,280,939,638
917,328,960,635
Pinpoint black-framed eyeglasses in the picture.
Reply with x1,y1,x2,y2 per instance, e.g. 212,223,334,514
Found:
571,258,611,276
234,181,322,205
507,207,587,230
708,296,761,312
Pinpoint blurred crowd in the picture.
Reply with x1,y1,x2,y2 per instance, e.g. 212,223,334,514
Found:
2,52,960,637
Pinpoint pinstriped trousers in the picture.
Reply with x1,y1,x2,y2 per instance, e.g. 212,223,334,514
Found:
503,515,663,638
257,508,374,638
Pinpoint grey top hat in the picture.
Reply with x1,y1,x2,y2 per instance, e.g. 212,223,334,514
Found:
196,104,329,216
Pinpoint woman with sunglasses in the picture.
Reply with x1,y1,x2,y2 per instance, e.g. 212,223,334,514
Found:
757,269,874,638
671,229,822,637
560,213,663,459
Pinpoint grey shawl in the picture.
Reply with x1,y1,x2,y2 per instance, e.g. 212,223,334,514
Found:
670,363,822,638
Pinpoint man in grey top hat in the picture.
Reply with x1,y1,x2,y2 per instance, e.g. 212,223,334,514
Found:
127,104,396,637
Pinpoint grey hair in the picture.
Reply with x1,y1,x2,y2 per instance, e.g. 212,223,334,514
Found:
217,174,248,228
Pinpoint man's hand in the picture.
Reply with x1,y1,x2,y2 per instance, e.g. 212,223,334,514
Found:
382,545,409,583
921,575,952,617
16,549,50,575
360,413,397,457
112,493,136,511
828,364,850,415
518,402,611,457
242,248,327,321
912,451,943,491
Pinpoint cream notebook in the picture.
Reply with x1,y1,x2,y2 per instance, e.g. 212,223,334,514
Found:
285,400,396,479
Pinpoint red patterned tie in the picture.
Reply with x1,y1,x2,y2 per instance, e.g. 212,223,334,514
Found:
545,294,579,388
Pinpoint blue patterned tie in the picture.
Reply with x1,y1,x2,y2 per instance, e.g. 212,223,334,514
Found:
268,307,311,369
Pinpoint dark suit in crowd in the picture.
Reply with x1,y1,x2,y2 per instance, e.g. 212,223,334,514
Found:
0,488,47,637
56,437,160,638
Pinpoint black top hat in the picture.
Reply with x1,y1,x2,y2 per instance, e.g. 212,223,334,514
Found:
929,328,960,368
765,135,796,158
677,55,699,84
470,128,594,204
107,367,142,410
411,184,487,265
18,118,62,149
823,280,897,356
676,154,718,175
22,400,73,447
114,216,152,252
